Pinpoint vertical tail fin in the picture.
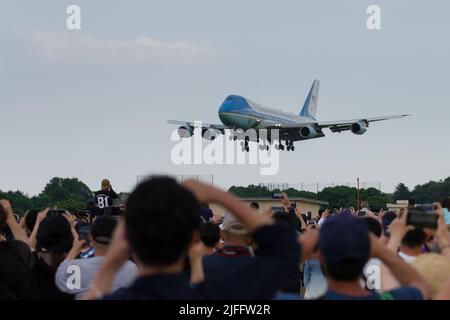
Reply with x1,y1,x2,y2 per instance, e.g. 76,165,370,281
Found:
299,80,320,120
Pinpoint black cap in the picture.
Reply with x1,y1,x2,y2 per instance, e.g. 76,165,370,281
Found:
36,215,73,253
91,216,117,245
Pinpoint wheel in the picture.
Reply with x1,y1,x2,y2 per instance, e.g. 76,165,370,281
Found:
240,141,244,147
280,145,285,151
287,146,291,151
266,145,269,150
245,136,249,142
233,136,238,141
241,147,246,152
291,145,295,151
245,146,250,152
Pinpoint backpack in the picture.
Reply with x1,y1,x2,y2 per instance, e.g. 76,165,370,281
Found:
0,240,41,300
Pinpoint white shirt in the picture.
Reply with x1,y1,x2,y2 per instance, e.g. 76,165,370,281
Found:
398,251,417,263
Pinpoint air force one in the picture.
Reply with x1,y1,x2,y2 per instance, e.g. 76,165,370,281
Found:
168,80,409,152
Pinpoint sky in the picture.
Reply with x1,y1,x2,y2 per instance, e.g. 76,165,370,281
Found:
1,0,449,196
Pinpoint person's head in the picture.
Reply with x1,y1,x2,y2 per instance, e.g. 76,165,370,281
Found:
199,222,221,249
249,202,259,212
441,197,450,211
382,211,397,232
220,213,250,246
411,253,450,299
36,215,73,268
363,217,382,237
90,215,117,253
101,179,111,190
360,201,369,209
24,209,39,235
0,203,7,232
318,214,370,282
126,177,201,268
401,228,426,250
408,199,416,208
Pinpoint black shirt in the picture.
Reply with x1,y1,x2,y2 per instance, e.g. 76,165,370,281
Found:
32,253,73,300
94,189,119,209
103,223,301,300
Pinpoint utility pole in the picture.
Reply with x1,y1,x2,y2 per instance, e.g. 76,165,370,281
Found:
356,177,360,211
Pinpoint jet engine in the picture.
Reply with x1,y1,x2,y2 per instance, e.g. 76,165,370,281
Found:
299,126,317,139
350,121,367,135
202,128,220,140
177,126,194,138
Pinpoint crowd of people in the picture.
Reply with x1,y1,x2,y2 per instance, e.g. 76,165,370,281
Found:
1,176,450,300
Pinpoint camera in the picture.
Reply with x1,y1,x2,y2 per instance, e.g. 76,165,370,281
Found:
406,205,438,229
272,192,284,199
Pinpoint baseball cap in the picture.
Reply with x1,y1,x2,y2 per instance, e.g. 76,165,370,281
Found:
319,214,370,269
220,213,248,236
91,216,117,244
36,215,73,253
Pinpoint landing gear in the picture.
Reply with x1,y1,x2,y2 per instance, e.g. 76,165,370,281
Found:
241,137,250,152
274,141,295,151
286,140,295,151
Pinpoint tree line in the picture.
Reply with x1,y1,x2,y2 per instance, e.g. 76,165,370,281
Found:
1,176,449,215
229,176,450,210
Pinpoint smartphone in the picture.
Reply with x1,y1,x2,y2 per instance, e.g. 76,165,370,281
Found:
271,206,285,214
272,192,284,199
415,204,435,214
76,222,91,244
307,220,315,225
407,208,438,229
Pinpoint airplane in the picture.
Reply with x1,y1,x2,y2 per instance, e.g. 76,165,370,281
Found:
168,80,409,152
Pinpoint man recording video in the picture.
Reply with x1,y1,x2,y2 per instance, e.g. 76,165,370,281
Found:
94,179,119,209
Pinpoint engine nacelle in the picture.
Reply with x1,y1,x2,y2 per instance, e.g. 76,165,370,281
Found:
350,121,367,135
299,126,317,139
177,126,194,138
202,128,221,140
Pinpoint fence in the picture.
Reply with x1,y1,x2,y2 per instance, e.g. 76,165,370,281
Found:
258,181,382,193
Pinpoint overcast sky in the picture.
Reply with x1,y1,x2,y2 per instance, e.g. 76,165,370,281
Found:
1,0,449,196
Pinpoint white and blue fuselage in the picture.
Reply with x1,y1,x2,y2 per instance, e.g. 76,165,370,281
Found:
218,95,315,130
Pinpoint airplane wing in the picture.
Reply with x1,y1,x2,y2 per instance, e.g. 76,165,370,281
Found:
167,120,227,130
318,114,410,132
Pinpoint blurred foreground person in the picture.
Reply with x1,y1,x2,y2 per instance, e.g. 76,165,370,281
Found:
317,214,428,300
0,200,40,299
55,216,137,299
84,177,303,300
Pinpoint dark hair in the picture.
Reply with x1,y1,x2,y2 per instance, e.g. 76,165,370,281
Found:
0,203,7,231
401,228,426,248
200,222,220,248
325,258,368,281
25,209,39,232
363,217,382,237
441,197,450,210
249,202,259,210
125,177,201,267
408,199,416,207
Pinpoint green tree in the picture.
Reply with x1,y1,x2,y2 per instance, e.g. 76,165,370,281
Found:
393,183,411,201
